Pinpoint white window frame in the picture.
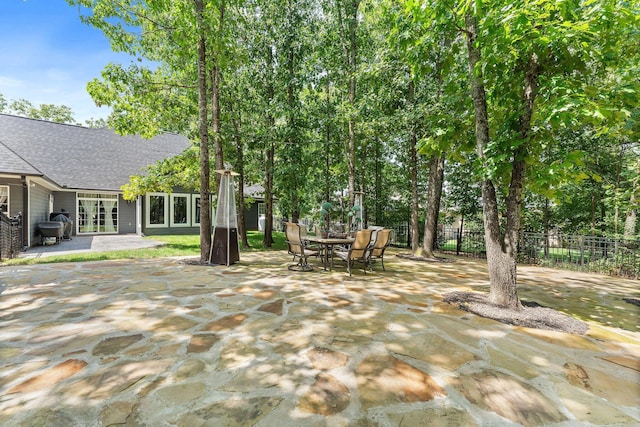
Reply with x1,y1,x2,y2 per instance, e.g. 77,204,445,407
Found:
170,193,191,227
0,185,8,214
191,194,215,226
145,193,168,228
77,192,119,234
192,195,201,226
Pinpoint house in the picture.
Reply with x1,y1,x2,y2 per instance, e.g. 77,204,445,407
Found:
0,114,265,247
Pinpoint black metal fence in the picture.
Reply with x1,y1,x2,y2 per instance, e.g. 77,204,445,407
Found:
390,225,639,279
0,212,23,261
517,232,639,279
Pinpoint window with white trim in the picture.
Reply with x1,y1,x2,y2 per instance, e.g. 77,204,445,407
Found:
146,193,168,228
192,195,201,226
170,193,191,227
0,186,8,214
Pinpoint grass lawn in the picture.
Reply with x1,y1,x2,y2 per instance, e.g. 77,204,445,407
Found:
1,231,288,266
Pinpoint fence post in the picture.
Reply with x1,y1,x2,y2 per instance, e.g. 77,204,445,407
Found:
580,235,585,271
544,232,549,260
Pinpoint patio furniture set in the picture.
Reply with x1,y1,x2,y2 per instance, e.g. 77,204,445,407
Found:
285,222,391,275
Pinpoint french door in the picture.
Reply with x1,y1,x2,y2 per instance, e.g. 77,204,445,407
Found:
77,193,118,234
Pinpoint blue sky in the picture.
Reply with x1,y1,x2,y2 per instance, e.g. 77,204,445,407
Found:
0,0,134,122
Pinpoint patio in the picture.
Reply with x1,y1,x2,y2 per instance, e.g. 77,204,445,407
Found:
0,251,638,426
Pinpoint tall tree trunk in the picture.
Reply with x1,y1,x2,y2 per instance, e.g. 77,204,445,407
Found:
613,145,626,234
422,154,445,257
211,5,225,192
624,159,639,237
375,135,382,225
230,101,249,249
263,45,275,247
543,197,550,258
624,208,637,238
324,77,332,202
417,36,450,257
464,13,521,309
211,63,224,189
408,79,420,253
338,0,360,207
591,190,597,235
194,0,211,263
288,42,300,223
505,53,539,259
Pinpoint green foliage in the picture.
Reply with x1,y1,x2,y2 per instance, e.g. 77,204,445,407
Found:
121,146,201,200
56,0,639,241
4,97,76,124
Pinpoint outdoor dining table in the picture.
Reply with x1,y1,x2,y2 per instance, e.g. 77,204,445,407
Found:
306,236,355,271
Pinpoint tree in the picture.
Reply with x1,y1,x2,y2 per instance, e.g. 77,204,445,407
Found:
7,98,76,124
195,0,213,262
335,0,362,208
68,0,237,262
400,0,639,309
623,158,640,238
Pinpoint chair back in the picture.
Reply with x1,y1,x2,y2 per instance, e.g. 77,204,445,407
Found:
285,222,304,256
299,224,308,240
369,229,391,257
349,228,373,260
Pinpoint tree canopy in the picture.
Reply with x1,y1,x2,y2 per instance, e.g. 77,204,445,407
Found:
61,0,638,274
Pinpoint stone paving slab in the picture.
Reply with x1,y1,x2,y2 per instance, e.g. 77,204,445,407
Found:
0,252,639,426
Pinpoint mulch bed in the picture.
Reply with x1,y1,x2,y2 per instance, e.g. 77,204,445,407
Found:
443,291,589,335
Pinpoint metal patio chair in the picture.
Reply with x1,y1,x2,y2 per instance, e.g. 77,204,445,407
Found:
285,222,319,271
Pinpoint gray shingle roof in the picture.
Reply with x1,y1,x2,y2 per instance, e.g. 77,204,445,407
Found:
0,114,190,191
0,141,42,176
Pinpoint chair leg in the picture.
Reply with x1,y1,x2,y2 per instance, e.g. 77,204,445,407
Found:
381,257,385,271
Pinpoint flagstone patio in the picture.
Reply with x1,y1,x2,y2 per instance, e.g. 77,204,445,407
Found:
0,251,638,426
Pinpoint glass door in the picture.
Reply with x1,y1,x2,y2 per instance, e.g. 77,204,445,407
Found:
78,193,118,234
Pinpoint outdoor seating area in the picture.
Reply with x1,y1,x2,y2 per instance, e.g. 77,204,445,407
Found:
285,222,393,275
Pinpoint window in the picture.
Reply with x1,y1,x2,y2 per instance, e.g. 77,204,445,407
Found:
258,202,266,217
192,195,215,226
170,193,191,227
0,186,8,214
145,193,168,228
192,195,201,226
78,193,118,234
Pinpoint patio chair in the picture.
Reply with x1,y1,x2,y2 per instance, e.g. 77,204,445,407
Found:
368,228,391,271
285,222,319,271
334,228,374,276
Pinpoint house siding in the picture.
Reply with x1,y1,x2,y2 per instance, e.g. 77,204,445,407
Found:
29,184,51,245
119,195,137,234
141,190,200,236
52,191,76,236
2,178,24,217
